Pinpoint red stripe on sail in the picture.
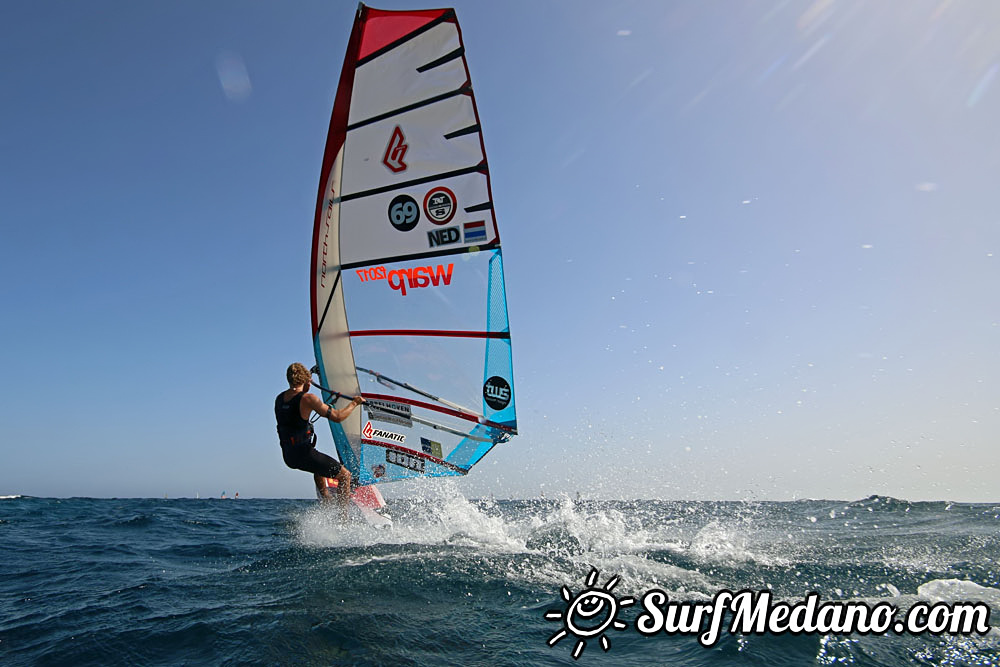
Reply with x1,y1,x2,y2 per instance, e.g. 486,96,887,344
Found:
362,392,516,433
362,439,468,474
351,329,509,339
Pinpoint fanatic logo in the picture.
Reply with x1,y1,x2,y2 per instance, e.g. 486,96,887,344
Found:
382,126,408,173
545,569,635,659
362,421,406,444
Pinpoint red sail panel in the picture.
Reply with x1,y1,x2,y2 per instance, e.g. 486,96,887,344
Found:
357,8,450,61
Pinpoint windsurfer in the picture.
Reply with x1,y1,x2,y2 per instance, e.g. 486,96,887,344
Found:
275,362,364,517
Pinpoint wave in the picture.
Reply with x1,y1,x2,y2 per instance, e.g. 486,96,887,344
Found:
292,485,806,597
847,494,916,509
918,578,1000,606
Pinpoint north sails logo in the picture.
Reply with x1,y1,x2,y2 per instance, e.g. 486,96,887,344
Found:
382,126,408,173
362,421,406,444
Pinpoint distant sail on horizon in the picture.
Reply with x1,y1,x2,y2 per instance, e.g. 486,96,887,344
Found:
310,4,517,486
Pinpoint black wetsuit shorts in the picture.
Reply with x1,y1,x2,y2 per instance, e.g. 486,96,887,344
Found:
280,442,342,478
276,390,342,477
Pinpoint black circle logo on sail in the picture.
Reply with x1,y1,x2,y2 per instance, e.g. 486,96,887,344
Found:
483,376,512,411
423,186,456,225
388,194,420,231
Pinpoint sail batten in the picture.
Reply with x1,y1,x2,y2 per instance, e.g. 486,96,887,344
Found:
336,163,487,204
340,242,496,272
310,4,516,486
345,86,470,132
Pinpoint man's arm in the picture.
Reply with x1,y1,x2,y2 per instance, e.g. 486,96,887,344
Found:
302,393,364,423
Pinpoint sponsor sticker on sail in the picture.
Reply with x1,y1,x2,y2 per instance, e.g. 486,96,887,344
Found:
424,186,456,224
420,437,443,459
366,399,413,428
386,448,425,473
463,220,487,244
362,421,406,445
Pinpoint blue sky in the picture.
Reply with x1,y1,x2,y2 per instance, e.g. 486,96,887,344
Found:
2,1,998,500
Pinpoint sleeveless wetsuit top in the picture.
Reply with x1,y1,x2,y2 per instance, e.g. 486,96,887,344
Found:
275,391,314,447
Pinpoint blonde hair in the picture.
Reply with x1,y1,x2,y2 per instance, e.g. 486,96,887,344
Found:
286,362,312,388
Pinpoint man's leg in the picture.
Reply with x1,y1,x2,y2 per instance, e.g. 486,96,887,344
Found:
335,466,352,520
314,474,335,502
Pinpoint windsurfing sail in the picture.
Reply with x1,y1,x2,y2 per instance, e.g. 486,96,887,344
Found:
310,4,516,487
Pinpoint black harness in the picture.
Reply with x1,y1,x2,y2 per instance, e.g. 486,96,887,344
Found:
275,391,315,447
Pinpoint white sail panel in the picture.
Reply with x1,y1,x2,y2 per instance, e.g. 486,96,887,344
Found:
338,171,496,266
341,94,483,198
349,22,466,126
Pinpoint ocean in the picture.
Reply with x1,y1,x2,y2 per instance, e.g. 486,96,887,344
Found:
2,487,998,666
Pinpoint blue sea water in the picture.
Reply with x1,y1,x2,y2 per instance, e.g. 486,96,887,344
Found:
2,488,999,666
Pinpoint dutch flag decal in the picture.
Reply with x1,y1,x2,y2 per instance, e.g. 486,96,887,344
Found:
463,220,487,244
